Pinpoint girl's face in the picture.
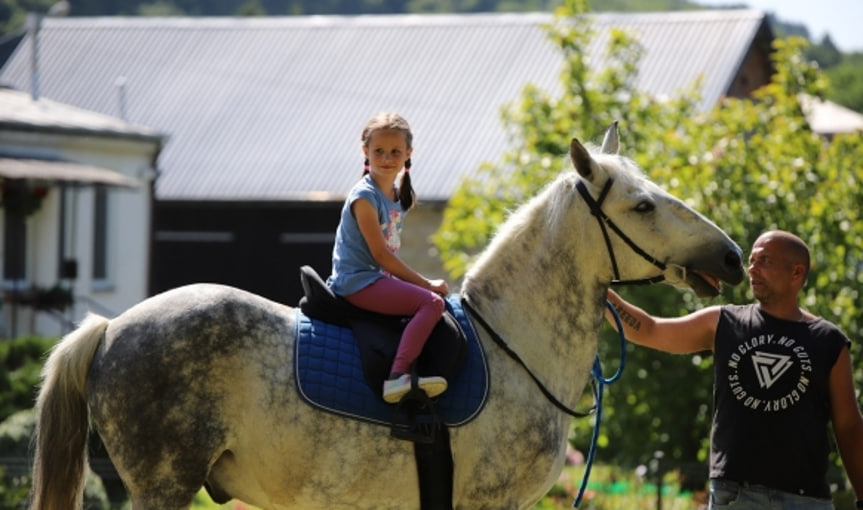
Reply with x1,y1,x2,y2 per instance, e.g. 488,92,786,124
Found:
363,129,412,178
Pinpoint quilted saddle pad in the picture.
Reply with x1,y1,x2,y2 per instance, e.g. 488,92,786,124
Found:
294,295,489,428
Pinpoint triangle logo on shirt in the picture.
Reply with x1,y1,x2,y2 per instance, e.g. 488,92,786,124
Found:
751,351,793,389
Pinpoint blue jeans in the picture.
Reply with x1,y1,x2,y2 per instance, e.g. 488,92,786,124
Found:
709,479,834,509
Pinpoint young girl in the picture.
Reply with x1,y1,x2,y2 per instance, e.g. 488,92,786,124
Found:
327,112,450,403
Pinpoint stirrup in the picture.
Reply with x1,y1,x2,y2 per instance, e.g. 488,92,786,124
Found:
390,382,441,444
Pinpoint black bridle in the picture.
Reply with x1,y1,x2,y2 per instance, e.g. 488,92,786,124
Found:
460,177,670,417
575,178,666,286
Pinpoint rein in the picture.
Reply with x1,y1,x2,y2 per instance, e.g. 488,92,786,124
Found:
461,296,597,419
572,301,626,508
575,179,666,286
460,295,626,509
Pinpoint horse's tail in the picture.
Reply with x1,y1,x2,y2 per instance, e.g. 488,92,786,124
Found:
30,313,110,510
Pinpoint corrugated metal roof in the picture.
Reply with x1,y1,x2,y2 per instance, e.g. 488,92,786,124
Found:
0,86,164,141
0,11,768,201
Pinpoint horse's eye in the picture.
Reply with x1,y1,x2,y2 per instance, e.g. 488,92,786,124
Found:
635,201,655,213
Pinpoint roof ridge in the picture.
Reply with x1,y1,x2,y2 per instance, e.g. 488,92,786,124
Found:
40,9,764,29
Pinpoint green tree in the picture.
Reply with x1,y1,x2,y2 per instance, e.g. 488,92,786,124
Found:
236,0,266,15
806,34,842,69
137,1,187,15
434,0,700,278
636,35,863,477
434,0,863,484
434,0,709,469
825,53,863,113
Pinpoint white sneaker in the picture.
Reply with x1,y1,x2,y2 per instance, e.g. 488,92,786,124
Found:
382,374,448,403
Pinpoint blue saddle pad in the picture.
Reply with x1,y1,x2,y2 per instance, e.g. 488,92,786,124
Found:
294,295,488,428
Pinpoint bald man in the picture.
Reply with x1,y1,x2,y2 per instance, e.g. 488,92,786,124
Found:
607,230,863,509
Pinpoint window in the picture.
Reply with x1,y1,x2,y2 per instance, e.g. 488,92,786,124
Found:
3,213,27,285
92,186,108,282
2,180,33,287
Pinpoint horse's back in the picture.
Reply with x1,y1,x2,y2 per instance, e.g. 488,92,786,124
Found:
94,283,296,383
86,283,299,507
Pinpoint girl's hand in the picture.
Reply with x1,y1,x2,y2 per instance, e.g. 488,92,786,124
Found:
427,279,449,296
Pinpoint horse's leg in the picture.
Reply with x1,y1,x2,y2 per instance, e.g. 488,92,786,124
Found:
90,381,228,509
94,411,222,509
93,407,225,509
87,330,235,509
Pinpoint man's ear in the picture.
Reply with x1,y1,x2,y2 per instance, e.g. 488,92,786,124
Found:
792,263,807,284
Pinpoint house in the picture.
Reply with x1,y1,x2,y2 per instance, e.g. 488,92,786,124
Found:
799,94,863,137
0,10,774,313
0,87,165,337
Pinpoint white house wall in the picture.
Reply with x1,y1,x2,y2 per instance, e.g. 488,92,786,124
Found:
0,134,158,338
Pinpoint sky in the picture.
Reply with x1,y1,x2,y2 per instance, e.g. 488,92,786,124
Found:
700,0,863,53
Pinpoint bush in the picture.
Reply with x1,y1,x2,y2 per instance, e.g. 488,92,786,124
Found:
0,336,112,509
0,409,111,509
0,335,57,423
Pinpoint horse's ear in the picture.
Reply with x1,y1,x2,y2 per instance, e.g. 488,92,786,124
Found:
570,137,600,181
600,121,619,155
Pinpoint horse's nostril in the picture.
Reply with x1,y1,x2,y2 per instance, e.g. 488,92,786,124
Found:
725,250,742,268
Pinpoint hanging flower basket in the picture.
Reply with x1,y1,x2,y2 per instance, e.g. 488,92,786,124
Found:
1,181,49,218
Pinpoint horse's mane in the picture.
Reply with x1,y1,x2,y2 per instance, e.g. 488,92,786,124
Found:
465,147,646,284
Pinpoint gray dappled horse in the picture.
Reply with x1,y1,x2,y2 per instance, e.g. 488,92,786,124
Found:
30,124,744,509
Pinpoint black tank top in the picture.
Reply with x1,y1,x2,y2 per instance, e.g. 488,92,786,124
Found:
710,304,849,499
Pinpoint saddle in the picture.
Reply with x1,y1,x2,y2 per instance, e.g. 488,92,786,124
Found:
297,266,480,510
298,265,468,412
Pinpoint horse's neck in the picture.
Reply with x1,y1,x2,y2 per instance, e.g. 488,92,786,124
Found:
463,194,607,402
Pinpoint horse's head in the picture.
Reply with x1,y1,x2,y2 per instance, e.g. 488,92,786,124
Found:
570,122,744,297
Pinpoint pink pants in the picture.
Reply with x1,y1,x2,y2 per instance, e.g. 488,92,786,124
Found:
344,276,445,375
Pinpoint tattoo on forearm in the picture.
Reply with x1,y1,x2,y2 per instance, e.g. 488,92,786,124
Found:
613,304,642,332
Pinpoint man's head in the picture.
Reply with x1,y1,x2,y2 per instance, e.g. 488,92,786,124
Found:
747,230,810,304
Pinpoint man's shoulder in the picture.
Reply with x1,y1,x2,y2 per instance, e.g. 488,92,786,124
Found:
809,316,850,344
719,303,756,315
714,303,760,327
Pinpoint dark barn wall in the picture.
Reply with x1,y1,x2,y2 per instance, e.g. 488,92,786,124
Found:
150,200,341,305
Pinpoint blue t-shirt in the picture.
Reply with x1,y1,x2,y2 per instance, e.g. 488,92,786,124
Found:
327,174,405,296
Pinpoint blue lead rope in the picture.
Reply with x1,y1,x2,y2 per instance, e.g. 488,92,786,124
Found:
572,300,627,508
